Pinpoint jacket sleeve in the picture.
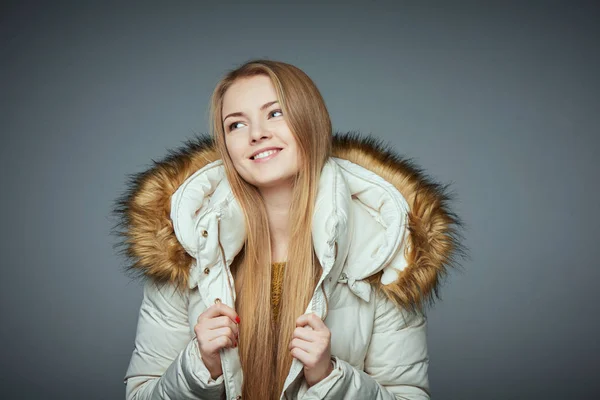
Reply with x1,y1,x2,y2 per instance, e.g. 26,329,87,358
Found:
298,289,430,400
124,279,226,400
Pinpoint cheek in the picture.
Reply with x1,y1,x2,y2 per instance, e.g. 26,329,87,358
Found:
292,147,302,171
225,142,254,179
284,133,301,169
225,141,244,163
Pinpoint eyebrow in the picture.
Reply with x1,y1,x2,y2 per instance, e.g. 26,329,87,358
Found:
222,100,279,122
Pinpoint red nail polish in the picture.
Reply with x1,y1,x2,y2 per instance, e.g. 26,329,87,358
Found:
235,316,241,324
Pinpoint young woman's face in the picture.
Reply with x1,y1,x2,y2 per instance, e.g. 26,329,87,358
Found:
222,75,300,189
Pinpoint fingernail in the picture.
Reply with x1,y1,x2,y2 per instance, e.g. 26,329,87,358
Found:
235,316,241,324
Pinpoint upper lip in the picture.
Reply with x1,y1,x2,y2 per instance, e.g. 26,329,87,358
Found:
249,147,282,159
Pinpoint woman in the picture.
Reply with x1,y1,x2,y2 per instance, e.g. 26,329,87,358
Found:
114,59,462,399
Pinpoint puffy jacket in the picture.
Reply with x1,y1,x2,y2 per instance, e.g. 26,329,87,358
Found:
113,133,462,400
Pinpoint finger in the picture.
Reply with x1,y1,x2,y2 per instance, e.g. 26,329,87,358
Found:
290,346,311,365
198,304,222,322
208,334,235,350
288,337,312,353
296,313,326,331
199,303,240,324
198,330,236,354
206,316,239,336
291,326,315,342
202,303,238,321
206,327,236,343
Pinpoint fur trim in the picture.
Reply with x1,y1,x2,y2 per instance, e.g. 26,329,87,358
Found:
112,135,219,291
332,132,465,311
111,132,465,309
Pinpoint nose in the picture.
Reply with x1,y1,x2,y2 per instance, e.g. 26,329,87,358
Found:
249,121,272,143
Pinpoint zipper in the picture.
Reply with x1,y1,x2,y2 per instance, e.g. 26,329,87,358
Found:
280,244,336,397
216,207,237,398
216,206,236,304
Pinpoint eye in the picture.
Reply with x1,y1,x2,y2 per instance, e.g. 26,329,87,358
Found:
269,109,283,118
228,121,245,131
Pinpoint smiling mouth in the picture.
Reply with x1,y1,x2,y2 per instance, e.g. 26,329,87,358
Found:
250,148,282,161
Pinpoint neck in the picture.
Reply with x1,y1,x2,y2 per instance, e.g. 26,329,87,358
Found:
259,183,293,262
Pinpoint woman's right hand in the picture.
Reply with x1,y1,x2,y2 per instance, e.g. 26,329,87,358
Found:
194,302,240,380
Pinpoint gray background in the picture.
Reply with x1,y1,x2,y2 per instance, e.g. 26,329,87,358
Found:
2,1,599,399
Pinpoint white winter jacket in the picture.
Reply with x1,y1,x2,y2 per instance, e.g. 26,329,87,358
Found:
114,133,461,400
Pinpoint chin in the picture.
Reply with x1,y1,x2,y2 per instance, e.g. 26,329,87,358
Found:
250,173,297,189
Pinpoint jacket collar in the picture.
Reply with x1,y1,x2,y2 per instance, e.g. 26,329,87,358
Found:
113,133,464,311
168,159,352,292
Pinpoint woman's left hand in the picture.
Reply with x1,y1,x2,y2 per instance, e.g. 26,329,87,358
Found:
289,313,334,387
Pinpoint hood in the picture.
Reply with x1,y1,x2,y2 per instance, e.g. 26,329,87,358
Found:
112,132,464,311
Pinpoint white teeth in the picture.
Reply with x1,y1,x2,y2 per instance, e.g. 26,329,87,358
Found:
252,149,279,160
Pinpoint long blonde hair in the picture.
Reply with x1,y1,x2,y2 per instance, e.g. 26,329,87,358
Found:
209,59,332,399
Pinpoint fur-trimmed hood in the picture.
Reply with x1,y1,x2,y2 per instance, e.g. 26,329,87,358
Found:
113,132,463,311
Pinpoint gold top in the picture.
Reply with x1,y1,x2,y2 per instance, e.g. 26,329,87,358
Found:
271,262,286,323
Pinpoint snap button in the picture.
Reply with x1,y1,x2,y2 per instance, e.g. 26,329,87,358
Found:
202,230,208,237
214,298,221,304
203,267,210,275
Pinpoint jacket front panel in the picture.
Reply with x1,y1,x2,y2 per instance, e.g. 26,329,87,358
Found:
163,157,422,398
117,133,463,400
183,280,382,393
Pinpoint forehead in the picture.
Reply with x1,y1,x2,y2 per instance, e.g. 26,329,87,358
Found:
222,75,277,112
